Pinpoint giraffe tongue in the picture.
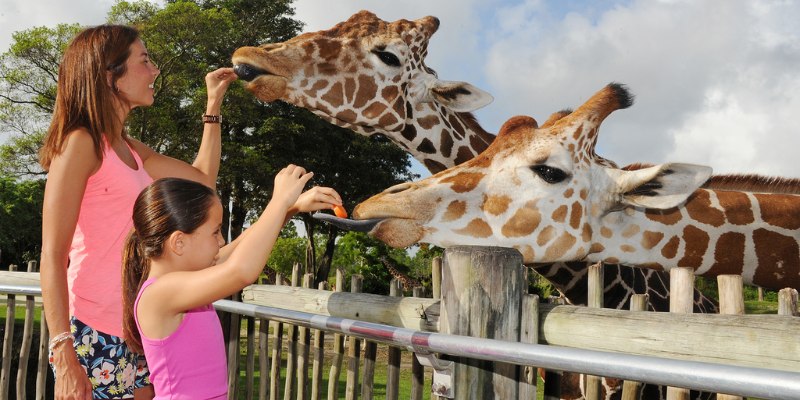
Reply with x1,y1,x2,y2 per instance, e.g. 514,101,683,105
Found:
312,212,382,232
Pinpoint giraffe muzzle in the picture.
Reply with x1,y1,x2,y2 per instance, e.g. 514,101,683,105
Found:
312,212,383,232
233,63,269,82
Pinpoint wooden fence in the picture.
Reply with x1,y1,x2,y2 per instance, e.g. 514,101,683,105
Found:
2,247,800,399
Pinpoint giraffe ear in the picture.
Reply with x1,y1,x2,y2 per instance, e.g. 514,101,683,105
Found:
427,80,494,112
610,163,712,209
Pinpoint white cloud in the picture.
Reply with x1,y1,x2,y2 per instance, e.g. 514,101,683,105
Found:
481,1,800,176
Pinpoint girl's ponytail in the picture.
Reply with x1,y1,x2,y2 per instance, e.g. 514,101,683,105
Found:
122,229,148,354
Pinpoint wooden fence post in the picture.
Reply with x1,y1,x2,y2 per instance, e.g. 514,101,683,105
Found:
345,275,363,400
584,262,603,400
440,246,525,400
327,269,345,400
717,275,744,400
386,279,402,400
667,267,694,400
778,288,798,316
621,294,649,400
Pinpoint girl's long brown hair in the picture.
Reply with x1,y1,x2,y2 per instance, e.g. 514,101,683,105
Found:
122,178,217,354
39,25,140,170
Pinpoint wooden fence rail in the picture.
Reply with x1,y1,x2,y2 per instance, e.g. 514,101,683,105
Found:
2,247,800,399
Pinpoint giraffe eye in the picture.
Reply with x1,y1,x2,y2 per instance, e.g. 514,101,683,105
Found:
372,50,401,67
530,165,569,184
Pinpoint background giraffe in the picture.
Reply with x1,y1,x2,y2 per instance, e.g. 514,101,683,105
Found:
232,11,717,399
353,83,800,292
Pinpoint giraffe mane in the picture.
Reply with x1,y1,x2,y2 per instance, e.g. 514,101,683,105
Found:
622,163,800,194
456,111,496,150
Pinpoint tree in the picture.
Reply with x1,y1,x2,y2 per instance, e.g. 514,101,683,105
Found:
0,0,415,285
0,177,44,269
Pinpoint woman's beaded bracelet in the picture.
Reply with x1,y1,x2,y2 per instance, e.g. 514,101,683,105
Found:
48,331,74,352
202,114,222,124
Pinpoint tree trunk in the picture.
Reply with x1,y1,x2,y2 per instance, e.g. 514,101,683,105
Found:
315,226,339,285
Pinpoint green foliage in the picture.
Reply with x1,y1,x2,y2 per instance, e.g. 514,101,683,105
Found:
0,177,45,269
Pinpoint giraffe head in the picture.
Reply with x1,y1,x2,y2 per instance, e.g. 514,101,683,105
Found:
232,10,493,160
352,83,712,263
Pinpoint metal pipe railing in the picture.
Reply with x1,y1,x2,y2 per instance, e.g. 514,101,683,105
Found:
213,299,800,400
4,284,800,399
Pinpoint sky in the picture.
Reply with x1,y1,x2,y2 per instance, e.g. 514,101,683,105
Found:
2,0,800,178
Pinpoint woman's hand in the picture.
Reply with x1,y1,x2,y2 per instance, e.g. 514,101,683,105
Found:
205,67,237,104
53,346,93,400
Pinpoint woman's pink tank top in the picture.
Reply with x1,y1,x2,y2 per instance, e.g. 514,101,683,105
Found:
135,278,228,399
68,136,152,337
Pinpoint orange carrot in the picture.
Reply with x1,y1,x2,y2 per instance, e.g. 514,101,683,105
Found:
333,204,348,218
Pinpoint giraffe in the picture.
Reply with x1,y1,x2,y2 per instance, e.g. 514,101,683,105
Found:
379,255,422,292
231,11,717,399
231,9,716,313
352,82,800,292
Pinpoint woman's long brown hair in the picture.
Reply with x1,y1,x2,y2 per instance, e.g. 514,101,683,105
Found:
39,25,139,170
122,178,216,354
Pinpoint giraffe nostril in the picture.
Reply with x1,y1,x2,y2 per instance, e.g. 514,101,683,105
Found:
233,63,268,82
384,182,412,195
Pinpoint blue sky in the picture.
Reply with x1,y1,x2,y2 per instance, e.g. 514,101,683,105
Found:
3,0,800,178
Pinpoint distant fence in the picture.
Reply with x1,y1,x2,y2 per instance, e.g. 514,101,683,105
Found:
2,246,800,399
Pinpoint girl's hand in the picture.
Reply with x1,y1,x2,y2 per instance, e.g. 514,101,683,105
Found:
272,165,314,210
205,67,237,102
293,186,343,214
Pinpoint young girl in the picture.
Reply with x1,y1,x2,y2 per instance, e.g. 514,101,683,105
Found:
122,165,336,399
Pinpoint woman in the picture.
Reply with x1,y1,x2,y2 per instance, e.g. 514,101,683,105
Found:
38,24,236,399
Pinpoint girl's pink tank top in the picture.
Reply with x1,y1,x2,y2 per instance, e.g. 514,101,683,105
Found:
135,278,228,399
68,136,152,337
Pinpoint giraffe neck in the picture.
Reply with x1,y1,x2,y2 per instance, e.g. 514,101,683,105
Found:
305,101,494,174
590,188,800,289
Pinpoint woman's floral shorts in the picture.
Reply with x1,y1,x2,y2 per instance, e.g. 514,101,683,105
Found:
49,316,151,399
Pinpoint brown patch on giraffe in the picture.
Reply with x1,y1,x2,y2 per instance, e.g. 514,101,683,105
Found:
417,115,440,130
677,226,709,269
569,202,583,229
600,226,613,238
706,232,745,277
716,191,754,225
424,159,447,174
454,218,493,238
552,205,568,223
501,206,542,237
440,172,484,193
517,245,535,261
454,146,476,166
401,125,417,141
378,110,399,127
589,243,605,254
363,101,387,119
755,193,800,230
353,75,378,108
381,85,399,103
544,232,577,261
620,244,636,253
582,223,592,242
604,257,620,264
537,226,556,246
752,229,800,288
563,188,574,198
416,138,436,154
335,110,357,124
482,194,512,216
641,231,664,250
321,82,344,107
685,190,725,227
661,236,680,259
439,130,454,158
579,189,588,200
571,125,584,140
645,208,682,225
442,200,466,222
621,225,640,238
